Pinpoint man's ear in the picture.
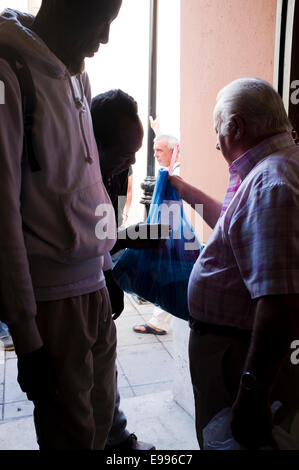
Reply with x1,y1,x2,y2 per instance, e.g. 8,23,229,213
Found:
230,115,245,141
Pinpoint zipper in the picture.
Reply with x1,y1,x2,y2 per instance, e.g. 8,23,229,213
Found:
67,73,94,164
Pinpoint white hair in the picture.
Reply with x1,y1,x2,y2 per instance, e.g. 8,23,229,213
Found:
154,134,180,150
214,77,292,137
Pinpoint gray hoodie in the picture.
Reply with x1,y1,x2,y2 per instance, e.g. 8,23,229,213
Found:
0,10,116,351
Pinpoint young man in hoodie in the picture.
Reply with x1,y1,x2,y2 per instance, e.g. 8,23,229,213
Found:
0,0,123,450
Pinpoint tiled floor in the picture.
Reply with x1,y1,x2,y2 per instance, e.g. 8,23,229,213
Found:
0,294,198,450
0,294,175,423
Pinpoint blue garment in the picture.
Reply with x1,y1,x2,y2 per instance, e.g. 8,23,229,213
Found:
0,321,9,338
113,169,202,320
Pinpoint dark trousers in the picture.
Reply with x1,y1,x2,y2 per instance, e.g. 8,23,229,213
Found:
189,329,299,449
34,288,116,450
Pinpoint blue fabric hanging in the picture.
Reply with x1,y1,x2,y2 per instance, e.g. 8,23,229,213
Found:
113,169,202,320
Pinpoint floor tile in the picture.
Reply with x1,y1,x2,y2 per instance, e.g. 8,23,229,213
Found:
132,381,173,396
117,343,175,387
0,384,3,406
116,314,159,347
116,363,130,388
0,361,4,385
120,391,198,450
0,416,38,450
4,400,34,420
128,296,156,313
156,331,174,343
4,358,27,403
5,350,17,360
159,340,174,358
119,387,135,399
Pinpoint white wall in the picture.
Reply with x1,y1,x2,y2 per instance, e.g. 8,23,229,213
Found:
0,1,29,11
86,0,181,224
85,0,151,225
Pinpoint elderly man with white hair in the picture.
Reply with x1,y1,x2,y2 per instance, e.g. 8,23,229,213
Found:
169,77,299,450
133,133,180,335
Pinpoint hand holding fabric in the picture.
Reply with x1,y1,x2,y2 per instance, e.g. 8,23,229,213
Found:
116,223,170,251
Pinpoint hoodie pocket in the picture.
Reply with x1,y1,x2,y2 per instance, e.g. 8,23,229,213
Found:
61,180,116,263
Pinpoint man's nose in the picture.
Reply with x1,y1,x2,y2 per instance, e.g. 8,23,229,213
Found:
100,24,110,44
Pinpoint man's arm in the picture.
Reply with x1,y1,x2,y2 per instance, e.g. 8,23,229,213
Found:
122,173,133,225
168,175,222,229
231,294,299,448
0,60,42,355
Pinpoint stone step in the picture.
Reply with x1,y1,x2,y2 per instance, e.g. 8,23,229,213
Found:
0,391,198,450
120,390,198,450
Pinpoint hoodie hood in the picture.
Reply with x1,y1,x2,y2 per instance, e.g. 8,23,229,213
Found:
0,8,67,78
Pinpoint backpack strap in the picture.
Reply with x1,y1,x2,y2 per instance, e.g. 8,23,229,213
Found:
0,44,41,172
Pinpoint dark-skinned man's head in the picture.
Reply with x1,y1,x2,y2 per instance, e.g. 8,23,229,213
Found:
34,0,122,74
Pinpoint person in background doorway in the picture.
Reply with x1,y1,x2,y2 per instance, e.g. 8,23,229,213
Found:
133,134,180,335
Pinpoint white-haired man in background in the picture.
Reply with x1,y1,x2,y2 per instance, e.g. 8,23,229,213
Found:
169,77,299,449
133,133,180,335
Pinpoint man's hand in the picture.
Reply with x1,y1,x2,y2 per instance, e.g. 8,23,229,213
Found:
17,345,56,402
104,269,124,320
117,223,170,251
149,115,160,136
125,237,166,250
231,389,276,449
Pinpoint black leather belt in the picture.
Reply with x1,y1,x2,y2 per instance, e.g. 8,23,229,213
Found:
189,316,252,339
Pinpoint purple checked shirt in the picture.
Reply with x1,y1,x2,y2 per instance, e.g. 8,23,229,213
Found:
188,132,299,330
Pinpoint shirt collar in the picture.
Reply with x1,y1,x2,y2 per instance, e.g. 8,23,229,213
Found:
229,131,295,181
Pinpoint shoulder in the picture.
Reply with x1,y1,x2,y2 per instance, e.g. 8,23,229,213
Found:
229,153,299,223
249,150,299,188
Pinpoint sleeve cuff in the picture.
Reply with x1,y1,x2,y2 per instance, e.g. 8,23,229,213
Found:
9,317,43,356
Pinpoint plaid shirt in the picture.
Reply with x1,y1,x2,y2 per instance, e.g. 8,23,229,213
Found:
188,132,299,330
